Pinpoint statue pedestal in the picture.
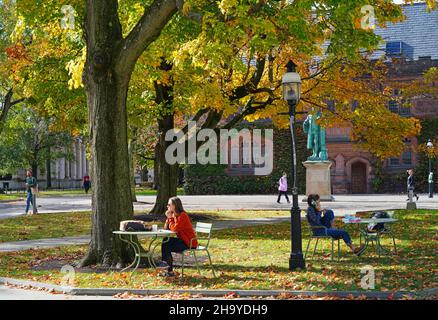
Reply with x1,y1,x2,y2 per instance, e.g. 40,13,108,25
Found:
303,161,334,201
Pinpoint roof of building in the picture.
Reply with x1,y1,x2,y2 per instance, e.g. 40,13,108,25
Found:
372,3,438,60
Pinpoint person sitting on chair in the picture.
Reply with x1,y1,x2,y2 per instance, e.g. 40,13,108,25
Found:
306,194,364,256
156,197,198,277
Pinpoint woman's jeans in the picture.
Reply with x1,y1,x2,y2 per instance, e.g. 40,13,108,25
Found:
314,210,352,245
25,192,34,213
161,237,189,271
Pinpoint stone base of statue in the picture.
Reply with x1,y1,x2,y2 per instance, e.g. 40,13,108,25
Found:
406,189,417,210
406,202,417,210
406,190,417,209
303,161,334,201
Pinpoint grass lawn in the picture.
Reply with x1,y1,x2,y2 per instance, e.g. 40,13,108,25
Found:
0,212,92,242
135,187,185,196
0,187,184,200
0,210,288,243
0,194,24,201
0,209,436,293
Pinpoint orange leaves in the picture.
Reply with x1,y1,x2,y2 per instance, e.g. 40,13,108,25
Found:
5,43,29,61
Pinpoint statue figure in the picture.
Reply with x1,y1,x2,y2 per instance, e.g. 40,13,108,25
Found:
303,111,328,161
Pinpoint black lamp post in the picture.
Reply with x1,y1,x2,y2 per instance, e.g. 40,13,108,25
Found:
282,60,306,270
427,139,434,198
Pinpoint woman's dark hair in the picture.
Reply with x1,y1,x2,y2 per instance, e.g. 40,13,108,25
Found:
169,196,185,214
307,194,320,207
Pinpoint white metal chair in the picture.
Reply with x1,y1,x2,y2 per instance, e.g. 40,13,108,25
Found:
180,222,216,277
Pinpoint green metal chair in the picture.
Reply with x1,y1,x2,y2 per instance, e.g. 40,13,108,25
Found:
304,225,340,261
180,222,216,277
360,227,397,258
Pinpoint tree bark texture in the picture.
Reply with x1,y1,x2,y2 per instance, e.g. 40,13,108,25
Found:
150,61,178,215
128,140,138,202
0,88,25,137
81,0,178,267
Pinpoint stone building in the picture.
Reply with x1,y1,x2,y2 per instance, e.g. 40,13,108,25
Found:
1,138,89,190
327,3,438,194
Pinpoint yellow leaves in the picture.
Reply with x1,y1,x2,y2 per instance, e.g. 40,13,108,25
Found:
417,139,438,159
10,16,26,43
66,47,86,89
219,0,238,15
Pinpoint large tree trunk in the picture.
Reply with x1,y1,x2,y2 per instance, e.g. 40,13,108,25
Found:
153,144,159,190
150,114,179,215
80,2,133,268
80,0,178,267
150,60,178,215
46,148,52,189
128,140,138,203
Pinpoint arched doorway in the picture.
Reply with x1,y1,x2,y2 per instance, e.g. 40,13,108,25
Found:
351,162,367,193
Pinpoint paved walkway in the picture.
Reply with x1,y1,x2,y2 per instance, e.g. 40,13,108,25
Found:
1,194,437,220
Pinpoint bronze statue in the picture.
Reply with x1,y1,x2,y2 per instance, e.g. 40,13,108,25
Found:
303,111,328,161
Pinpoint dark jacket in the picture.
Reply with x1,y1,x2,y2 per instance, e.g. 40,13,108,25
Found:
306,206,324,228
407,175,415,190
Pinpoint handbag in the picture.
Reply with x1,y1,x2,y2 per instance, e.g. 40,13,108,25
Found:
119,220,152,231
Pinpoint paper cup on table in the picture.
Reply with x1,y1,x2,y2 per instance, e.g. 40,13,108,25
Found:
152,224,158,232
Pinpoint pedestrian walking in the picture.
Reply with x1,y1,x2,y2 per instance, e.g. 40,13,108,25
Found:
407,169,419,202
83,174,91,194
25,170,38,215
277,172,290,204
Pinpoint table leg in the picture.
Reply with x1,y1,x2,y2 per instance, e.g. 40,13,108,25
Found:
359,228,370,256
145,235,158,268
130,234,143,279
118,234,140,273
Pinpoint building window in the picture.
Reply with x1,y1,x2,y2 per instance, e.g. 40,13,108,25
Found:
388,100,399,113
388,99,411,116
385,41,414,60
402,149,412,165
399,103,411,116
351,100,359,111
389,158,400,166
327,100,335,112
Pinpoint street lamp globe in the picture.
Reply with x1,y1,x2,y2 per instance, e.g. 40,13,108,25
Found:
282,61,301,104
427,139,433,149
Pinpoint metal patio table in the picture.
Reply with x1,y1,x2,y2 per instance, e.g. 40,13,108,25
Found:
342,218,398,258
113,229,176,278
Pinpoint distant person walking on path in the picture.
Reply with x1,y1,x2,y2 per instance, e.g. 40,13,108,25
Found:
407,169,419,201
277,172,290,204
83,174,91,194
25,170,38,215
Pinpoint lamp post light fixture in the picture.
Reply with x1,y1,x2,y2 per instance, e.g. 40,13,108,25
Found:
282,60,306,271
427,139,434,198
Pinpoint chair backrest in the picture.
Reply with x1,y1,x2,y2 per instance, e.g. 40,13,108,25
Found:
194,222,213,248
195,222,212,233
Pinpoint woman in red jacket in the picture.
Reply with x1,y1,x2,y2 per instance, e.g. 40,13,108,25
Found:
157,197,197,276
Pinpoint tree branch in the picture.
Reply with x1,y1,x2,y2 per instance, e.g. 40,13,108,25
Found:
116,0,178,74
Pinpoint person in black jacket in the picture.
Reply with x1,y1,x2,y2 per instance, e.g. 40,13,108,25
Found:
306,194,364,255
407,169,419,201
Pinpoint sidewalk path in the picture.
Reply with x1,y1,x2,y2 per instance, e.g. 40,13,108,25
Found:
1,194,437,220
